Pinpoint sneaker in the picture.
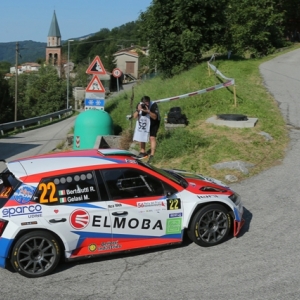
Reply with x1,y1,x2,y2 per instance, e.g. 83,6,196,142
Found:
147,155,154,164
137,152,148,159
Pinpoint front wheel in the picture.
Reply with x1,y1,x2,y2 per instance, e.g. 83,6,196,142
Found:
187,204,231,247
11,231,61,278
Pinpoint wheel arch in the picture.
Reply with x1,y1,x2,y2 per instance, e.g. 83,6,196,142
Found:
186,201,234,230
8,228,66,260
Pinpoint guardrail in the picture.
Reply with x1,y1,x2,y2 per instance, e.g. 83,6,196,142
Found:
0,108,73,136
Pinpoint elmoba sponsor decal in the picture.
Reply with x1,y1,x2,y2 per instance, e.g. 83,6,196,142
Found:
93,216,163,230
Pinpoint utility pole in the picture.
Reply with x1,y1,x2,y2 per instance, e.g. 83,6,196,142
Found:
15,42,19,122
67,39,74,109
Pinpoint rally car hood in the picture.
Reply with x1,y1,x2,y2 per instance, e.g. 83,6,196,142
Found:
170,169,231,194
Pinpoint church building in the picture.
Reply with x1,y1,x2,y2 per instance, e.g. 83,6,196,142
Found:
46,11,62,76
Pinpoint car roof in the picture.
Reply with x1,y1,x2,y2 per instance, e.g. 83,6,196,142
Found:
7,149,137,179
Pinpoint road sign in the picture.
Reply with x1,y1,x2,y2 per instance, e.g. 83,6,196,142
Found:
86,75,106,93
84,99,105,107
85,92,105,99
75,136,80,148
112,68,122,78
84,106,105,111
86,56,106,75
84,98,105,111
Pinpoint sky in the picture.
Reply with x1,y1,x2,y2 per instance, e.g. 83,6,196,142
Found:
0,0,152,43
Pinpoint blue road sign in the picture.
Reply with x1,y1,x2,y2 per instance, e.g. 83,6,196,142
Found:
84,99,105,107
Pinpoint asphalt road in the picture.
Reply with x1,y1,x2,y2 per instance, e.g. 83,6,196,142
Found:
1,49,300,299
0,115,77,171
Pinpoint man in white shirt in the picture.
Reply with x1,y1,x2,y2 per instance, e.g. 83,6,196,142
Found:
132,96,160,163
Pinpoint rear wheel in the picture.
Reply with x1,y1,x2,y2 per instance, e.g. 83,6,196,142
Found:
187,204,231,247
11,231,61,278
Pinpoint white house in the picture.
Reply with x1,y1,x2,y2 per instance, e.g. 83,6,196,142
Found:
10,62,41,74
113,45,148,80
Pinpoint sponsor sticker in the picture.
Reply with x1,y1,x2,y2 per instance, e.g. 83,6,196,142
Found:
10,185,35,204
88,244,97,252
137,200,166,209
166,218,182,234
197,195,218,199
2,204,42,218
99,241,122,251
125,159,137,164
69,209,90,229
169,212,183,218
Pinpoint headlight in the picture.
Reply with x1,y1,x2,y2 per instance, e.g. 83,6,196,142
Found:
229,193,241,206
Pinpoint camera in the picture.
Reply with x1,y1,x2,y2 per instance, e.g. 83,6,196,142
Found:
140,102,147,109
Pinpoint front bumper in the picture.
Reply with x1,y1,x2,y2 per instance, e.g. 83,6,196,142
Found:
233,219,245,237
233,204,244,236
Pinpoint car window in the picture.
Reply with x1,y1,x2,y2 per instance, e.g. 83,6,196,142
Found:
136,160,188,188
33,171,100,205
95,170,109,201
0,170,22,208
101,168,164,200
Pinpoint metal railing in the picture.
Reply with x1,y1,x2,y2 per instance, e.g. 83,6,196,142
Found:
0,108,73,136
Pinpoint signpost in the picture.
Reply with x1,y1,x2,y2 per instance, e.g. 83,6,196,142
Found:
86,56,107,75
112,68,122,92
85,75,106,93
84,99,105,111
84,56,107,110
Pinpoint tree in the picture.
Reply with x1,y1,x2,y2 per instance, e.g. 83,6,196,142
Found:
0,74,13,123
224,0,285,57
283,0,300,41
0,61,11,74
7,65,67,119
23,65,66,117
70,22,145,72
139,0,227,77
7,73,29,120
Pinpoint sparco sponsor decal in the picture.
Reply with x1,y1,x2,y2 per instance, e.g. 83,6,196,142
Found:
2,205,42,217
70,209,90,229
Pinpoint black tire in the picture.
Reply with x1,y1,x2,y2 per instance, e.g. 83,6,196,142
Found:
217,114,248,121
11,231,61,278
187,204,231,247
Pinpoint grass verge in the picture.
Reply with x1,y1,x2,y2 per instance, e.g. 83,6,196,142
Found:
105,45,300,182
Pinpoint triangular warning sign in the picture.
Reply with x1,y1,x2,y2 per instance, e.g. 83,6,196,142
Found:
85,75,106,93
86,56,106,75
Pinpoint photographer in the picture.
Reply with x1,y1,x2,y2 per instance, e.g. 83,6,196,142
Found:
132,96,160,163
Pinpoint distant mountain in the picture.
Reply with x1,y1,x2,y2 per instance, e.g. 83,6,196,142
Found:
0,33,96,66
0,40,46,65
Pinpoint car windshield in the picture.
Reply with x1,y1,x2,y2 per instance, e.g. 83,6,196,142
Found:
0,169,22,208
136,160,188,188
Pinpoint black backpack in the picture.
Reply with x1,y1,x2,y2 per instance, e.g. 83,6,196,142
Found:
167,107,188,125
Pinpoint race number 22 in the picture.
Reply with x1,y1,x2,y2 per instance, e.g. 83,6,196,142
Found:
38,182,58,203
167,198,181,210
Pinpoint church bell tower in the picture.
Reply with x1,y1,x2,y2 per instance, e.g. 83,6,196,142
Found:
46,11,62,75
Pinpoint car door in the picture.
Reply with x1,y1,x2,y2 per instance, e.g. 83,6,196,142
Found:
33,170,113,258
100,167,184,252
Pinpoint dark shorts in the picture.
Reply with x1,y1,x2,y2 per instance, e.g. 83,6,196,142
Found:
150,121,160,137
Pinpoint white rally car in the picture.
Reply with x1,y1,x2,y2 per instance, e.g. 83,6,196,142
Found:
0,149,244,277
